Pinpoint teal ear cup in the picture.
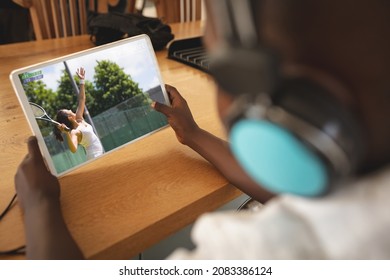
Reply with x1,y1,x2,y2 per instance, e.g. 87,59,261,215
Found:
230,119,328,196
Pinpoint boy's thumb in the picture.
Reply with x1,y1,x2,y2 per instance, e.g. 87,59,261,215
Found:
151,101,171,116
27,136,44,164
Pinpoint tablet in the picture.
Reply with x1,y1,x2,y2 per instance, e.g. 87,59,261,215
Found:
10,35,170,177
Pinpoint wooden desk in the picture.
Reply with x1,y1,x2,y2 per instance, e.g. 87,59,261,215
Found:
0,21,241,259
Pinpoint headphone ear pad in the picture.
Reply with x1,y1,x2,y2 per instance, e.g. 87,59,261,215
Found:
229,119,329,196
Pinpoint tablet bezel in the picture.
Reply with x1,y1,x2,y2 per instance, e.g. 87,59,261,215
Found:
10,34,170,177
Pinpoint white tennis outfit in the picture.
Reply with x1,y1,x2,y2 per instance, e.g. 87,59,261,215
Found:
78,122,104,160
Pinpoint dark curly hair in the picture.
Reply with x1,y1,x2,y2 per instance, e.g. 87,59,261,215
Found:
53,110,73,142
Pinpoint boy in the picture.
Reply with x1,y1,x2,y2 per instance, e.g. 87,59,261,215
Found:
15,0,390,259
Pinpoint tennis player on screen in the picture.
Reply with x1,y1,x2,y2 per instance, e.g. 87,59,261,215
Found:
54,67,104,160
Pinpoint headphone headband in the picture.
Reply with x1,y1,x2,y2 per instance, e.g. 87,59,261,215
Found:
209,0,259,48
209,0,280,96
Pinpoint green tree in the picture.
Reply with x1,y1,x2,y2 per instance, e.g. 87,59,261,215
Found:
92,60,149,115
22,79,57,136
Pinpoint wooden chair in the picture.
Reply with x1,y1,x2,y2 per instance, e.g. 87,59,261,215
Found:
88,0,145,14
33,0,88,40
154,0,203,23
12,0,143,40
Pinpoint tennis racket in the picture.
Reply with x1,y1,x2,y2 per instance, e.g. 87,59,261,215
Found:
29,102,71,132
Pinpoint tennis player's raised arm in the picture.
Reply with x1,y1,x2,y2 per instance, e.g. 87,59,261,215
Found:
75,67,86,121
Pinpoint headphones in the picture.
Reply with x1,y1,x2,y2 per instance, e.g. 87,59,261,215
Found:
208,0,364,196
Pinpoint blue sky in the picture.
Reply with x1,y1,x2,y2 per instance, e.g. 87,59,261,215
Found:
29,36,162,93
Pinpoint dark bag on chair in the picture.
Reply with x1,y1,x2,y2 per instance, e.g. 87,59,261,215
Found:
88,12,174,50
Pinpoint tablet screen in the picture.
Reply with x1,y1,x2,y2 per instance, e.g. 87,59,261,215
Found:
10,35,169,176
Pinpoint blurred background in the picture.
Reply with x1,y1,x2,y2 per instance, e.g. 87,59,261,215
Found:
0,0,160,44
0,0,33,44
1,0,209,43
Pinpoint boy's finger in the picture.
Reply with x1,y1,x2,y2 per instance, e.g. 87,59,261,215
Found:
152,101,172,116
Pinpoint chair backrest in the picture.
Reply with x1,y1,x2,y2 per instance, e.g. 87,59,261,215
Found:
27,0,88,40
26,0,141,40
88,0,144,14
154,0,203,23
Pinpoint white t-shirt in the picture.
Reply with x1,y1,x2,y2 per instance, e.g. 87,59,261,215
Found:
78,122,104,160
169,166,390,259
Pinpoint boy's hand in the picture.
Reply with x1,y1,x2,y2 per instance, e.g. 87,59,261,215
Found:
152,84,200,145
14,137,60,213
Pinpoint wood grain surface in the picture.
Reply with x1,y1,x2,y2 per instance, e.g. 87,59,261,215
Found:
0,21,242,259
